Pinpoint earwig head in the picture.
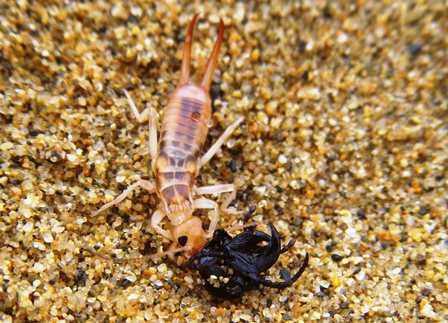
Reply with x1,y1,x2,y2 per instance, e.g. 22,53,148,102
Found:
172,216,206,257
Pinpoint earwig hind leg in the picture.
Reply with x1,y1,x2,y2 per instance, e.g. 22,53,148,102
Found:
194,184,241,215
90,180,155,217
124,90,159,161
151,209,174,240
193,197,219,238
199,117,244,168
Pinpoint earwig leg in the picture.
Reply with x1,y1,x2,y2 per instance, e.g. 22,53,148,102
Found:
148,108,159,162
199,117,244,168
124,89,150,123
193,197,219,238
194,184,240,215
151,209,174,240
90,180,155,217
124,90,159,161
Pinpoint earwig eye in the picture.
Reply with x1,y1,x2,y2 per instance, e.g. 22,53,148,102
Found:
178,235,188,246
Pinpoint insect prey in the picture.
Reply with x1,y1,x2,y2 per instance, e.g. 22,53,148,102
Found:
190,207,309,298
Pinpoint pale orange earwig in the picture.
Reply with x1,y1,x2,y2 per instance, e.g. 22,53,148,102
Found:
91,14,243,258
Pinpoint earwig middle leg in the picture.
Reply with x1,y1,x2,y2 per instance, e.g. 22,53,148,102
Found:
193,197,219,238
199,117,244,168
124,90,159,161
90,180,155,217
194,184,239,215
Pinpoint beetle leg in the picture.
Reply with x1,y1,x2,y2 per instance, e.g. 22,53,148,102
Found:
151,209,174,240
90,180,155,217
260,274,293,289
124,90,159,161
252,225,281,272
291,252,309,281
260,253,309,289
193,197,219,238
243,205,257,224
243,205,257,231
226,230,271,252
221,206,258,234
199,117,244,168
280,238,296,254
194,184,240,215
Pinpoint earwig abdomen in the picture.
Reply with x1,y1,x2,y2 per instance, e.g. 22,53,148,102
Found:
155,85,212,215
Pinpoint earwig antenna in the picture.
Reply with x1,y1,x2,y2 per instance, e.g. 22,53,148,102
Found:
81,245,192,263
150,246,191,261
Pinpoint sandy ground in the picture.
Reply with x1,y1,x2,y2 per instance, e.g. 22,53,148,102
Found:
1,0,447,321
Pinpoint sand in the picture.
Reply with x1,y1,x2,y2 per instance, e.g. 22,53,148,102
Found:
1,0,447,321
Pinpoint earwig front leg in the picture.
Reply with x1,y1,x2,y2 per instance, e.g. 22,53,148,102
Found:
194,184,240,215
124,90,159,161
90,180,155,217
124,89,151,123
193,197,219,238
151,209,174,240
199,117,244,168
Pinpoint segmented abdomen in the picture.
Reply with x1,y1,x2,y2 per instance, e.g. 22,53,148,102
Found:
155,92,211,212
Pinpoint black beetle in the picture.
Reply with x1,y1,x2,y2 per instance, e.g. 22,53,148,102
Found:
189,207,309,298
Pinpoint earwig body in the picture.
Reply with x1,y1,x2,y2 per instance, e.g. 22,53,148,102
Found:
155,86,211,215
91,14,243,258
153,85,213,255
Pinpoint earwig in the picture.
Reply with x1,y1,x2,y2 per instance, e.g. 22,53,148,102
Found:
91,14,243,258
